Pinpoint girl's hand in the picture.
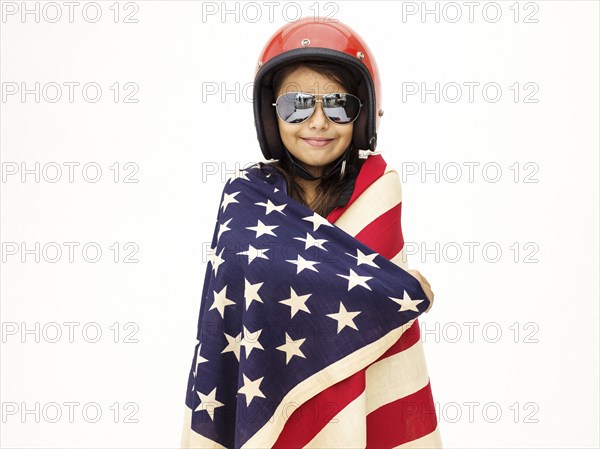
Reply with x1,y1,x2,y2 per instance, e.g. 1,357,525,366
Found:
407,269,435,313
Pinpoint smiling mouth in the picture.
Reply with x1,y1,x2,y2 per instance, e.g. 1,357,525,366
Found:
302,138,334,147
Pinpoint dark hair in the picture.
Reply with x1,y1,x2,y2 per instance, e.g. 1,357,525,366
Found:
262,60,365,217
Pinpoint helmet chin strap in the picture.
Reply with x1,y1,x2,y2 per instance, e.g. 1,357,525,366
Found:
283,144,352,181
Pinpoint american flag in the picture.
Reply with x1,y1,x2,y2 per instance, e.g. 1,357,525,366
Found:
181,154,441,448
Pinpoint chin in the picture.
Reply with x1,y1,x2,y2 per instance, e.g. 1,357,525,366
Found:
308,153,341,166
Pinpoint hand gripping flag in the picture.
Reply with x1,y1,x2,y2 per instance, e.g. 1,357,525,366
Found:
181,155,441,448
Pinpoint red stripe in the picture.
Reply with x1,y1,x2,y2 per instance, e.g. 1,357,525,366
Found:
355,202,404,260
366,381,439,448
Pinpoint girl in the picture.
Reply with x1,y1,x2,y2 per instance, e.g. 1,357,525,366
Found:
181,16,441,448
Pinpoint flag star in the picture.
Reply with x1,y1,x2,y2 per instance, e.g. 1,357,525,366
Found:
276,332,307,365
195,387,225,420
244,278,264,310
274,187,280,193
326,302,361,334
211,247,225,276
221,331,242,362
302,212,334,232
227,167,250,184
238,374,266,407
217,218,233,241
294,232,328,251
337,268,373,291
221,191,240,212
279,287,312,318
237,244,269,264
241,326,264,358
347,248,380,268
286,254,320,274
246,219,279,238
209,285,236,318
388,290,424,312
255,199,287,216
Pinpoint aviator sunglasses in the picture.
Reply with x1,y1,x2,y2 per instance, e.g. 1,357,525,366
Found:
272,91,363,125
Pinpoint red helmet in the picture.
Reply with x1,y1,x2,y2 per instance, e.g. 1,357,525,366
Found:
253,17,383,162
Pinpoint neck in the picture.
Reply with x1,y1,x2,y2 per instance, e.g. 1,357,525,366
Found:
295,175,318,206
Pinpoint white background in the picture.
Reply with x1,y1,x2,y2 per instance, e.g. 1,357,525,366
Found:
1,1,598,448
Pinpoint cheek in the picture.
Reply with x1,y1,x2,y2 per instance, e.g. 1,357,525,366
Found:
278,123,297,142
340,127,353,143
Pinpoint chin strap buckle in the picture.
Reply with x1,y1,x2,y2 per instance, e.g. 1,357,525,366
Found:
358,149,383,159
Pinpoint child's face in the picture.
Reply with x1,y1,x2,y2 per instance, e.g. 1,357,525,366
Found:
275,67,354,178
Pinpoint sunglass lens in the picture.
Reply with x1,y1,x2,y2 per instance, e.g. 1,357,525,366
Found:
276,92,316,124
322,93,361,124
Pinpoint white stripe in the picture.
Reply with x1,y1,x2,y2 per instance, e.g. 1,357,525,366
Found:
334,169,402,237
393,426,443,448
304,390,367,448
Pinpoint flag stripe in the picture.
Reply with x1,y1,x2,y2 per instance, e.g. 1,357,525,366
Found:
366,382,439,448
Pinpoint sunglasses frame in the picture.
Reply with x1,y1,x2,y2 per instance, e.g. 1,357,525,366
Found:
272,91,364,125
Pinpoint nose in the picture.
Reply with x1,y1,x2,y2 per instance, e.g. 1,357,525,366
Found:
307,100,329,130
